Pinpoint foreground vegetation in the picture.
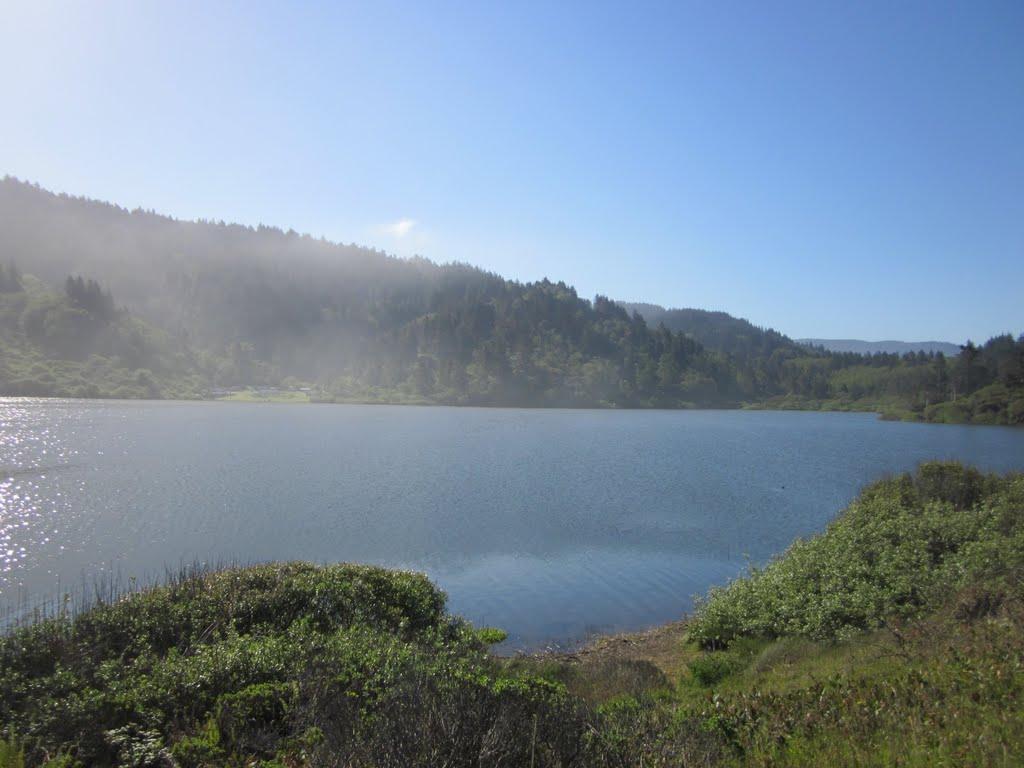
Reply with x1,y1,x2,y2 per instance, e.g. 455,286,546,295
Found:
2,462,1022,766
538,460,1024,766
0,563,577,767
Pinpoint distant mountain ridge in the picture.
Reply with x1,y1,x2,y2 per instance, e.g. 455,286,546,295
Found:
618,302,804,359
620,302,961,359
797,339,961,356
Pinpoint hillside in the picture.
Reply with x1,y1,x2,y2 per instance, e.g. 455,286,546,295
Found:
797,338,961,356
0,178,731,408
620,302,803,361
615,305,1024,426
0,268,207,399
1,178,1021,421
757,334,1024,425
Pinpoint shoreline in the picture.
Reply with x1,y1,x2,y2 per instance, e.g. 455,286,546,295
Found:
3,392,1019,427
522,618,692,680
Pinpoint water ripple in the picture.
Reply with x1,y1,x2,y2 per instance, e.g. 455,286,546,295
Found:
2,398,1023,647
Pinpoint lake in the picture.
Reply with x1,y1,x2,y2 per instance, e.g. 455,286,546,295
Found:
2,398,1023,650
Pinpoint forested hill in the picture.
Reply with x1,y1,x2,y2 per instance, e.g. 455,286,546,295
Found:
1,177,1021,422
0,177,734,407
619,302,803,360
0,269,207,399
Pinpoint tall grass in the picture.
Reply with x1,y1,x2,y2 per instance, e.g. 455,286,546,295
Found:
1,559,236,631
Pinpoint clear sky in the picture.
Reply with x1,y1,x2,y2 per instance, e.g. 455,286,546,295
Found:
1,1,1021,343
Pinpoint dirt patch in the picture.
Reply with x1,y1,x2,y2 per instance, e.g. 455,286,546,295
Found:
531,620,691,680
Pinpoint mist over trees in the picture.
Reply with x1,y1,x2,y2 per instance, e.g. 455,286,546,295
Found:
0,178,725,406
1,177,1021,421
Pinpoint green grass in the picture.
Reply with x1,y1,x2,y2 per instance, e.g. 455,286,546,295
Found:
749,390,1024,426
698,604,1024,767
673,462,1024,766
688,462,1024,647
216,389,311,403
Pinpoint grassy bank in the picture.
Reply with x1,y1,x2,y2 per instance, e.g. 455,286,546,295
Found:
2,462,1022,766
517,461,1024,766
748,386,1024,426
216,389,311,403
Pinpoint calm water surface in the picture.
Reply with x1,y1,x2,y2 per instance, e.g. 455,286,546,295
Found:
2,398,1023,649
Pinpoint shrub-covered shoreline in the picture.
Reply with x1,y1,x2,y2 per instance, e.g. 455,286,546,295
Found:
2,462,1023,766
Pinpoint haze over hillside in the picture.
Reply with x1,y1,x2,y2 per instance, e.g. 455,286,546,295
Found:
0,178,744,406
1,178,1021,424
796,339,962,356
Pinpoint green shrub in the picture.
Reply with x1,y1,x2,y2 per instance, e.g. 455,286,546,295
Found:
0,730,25,768
913,460,985,509
0,563,458,766
104,725,176,768
0,732,77,768
1009,396,1024,424
0,562,598,767
923,401,972,423
475,627,508,645
690,462,1024,648
688,653,740,686
169,719,224,768
215,682,297,756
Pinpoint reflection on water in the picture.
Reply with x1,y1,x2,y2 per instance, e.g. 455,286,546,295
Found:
2,398,1023,649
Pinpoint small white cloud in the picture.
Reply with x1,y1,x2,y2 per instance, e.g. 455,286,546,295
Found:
385,218,416,238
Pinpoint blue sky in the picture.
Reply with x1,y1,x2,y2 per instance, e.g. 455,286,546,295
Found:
1,1,1021,343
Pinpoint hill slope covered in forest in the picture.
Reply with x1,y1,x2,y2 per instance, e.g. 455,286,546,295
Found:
0,178,740,407
0,267,206,399
1,177,1021,421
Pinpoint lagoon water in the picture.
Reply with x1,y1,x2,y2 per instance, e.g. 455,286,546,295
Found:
2,398,1023,649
